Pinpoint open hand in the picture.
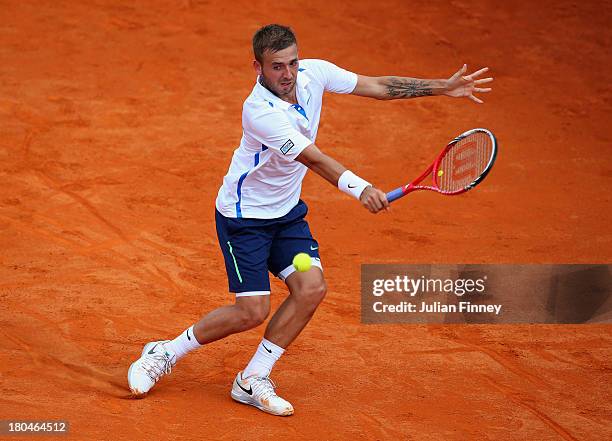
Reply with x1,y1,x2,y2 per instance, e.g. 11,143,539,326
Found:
444,64,493,104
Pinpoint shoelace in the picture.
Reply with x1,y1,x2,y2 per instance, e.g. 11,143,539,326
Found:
251,377,278,401
141,353,173,383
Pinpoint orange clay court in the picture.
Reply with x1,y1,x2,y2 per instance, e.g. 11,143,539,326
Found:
0,1,610,440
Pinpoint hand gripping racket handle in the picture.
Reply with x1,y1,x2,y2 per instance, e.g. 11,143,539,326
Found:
386,187,405,203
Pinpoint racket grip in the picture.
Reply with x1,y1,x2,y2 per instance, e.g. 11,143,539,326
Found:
386,188,405,203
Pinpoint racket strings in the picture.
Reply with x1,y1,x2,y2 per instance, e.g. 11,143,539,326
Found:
437,132,493,192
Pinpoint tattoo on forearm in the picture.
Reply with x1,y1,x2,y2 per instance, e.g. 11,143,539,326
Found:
385,77,433,98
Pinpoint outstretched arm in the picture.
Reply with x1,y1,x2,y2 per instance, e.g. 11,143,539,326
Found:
352,64,493,104
296,144,389,214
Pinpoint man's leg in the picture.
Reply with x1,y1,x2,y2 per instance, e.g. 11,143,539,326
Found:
242,200,325,378
230,273,320,417
167,207,274,358
164,294,270,361
264,267,326,347
128,209,274,396
228,279,314,416
192,295,270,345
128,295,270,396
240,265,325,379
230,265,325,416
230,201,324,416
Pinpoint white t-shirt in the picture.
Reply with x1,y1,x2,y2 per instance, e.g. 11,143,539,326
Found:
215,59,358,219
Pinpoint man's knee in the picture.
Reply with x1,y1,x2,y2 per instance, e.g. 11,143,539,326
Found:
297,280,327,309
236,297,270,329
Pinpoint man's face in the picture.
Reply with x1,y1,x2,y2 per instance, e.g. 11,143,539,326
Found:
254,44,299,99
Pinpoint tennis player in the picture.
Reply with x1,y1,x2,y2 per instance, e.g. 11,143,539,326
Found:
127,24,492,416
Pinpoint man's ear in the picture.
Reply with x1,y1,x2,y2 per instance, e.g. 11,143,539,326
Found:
253,59,262,75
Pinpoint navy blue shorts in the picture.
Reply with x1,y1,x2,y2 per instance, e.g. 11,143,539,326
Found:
215,200,321,296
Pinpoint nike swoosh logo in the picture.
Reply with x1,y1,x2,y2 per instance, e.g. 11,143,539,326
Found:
310,245,318,250
236,379,253,395
186,328,191,341
348,184,357,188
262,343,272,353
147,343,159,355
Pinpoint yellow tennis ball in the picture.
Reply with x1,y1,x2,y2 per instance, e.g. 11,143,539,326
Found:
293,253,312,272
437,170,444,177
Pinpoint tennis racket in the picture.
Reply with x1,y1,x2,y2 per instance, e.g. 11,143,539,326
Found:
386,128,497,203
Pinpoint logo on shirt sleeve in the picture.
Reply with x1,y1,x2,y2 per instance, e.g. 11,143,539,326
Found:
280,139,294,155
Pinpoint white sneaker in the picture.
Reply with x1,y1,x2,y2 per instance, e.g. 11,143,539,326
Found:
128,340,176,396
231,371,294,416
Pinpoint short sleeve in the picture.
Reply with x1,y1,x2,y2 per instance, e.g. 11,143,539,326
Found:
300,59,358,94
245,105,313,160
